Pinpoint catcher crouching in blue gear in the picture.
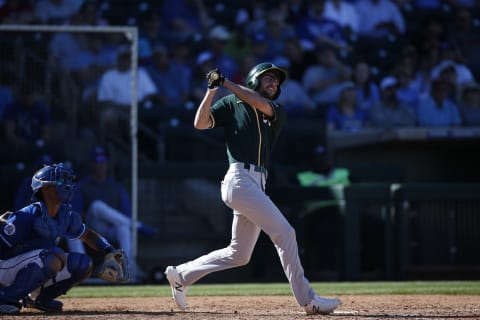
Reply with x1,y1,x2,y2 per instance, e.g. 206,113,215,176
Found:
0,163,129,314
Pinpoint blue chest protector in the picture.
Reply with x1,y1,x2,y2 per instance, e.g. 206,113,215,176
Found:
0,202,85,259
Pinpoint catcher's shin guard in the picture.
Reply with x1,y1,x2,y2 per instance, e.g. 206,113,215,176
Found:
1,262,55,304
66,253,93,282
34,253,92,305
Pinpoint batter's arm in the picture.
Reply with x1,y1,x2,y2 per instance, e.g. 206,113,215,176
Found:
223,79,274,117
194,89,217,130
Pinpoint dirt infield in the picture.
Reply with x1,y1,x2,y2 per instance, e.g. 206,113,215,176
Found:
2,295,479,319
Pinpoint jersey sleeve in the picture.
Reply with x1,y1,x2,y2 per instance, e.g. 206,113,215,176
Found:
0,205,51,258
210,96,233,128
63,205,86,240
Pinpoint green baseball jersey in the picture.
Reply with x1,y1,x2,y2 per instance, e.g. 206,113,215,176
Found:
210,94,287,168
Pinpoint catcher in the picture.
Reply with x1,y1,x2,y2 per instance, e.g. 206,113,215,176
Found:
0,163,129,314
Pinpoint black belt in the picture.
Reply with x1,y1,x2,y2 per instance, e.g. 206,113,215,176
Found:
243,163,267,173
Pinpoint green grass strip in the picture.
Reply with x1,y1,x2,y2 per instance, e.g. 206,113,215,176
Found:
66,281,480,298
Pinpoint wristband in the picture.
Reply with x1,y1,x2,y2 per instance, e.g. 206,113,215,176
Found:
96,236,114,253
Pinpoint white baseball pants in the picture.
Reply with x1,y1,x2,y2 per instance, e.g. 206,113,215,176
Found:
175,162,316,306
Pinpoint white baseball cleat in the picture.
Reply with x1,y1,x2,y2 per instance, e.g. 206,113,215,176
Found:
165,266,188,310
304,295,341,315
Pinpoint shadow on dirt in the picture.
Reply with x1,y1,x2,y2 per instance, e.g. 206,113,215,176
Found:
333,311,480,319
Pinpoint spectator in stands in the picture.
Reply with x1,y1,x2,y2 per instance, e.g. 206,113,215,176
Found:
430,60,462,103
257,8,296,55
394,67,421,112
168,37,195,91
63,33,115,78
146,44,191,110
370,76,416,128
295,0,351,52
354,0,406,38
71,146,157,282
416,78,462,126
76,0,107,26
302,44,352,107
447,6,480,80
97,45,157,139
0,0,36,24
63,34,118,137
137,11,169,65
34,0,81,24
197,25,239,79
392,46,422,111
326,81,370,131
250,32,275,64
282,36,308,82
2,83,52,146
411,16,446,59
352,60,380,112
235,0,269,36
412,45,439,97
160,0,211,42
323,0,360,35
47,12,88,69
58,7,112,74
273,56,317,118
280,0,309,26
76,33,116,78
431,42,475,87
458,81,480,126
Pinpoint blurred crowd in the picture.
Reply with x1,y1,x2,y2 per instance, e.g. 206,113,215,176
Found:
1,0,480,148
1,0,479,283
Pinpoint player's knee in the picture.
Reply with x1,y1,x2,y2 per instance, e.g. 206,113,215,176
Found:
234,255,251,266
271,224,296,244
40,247,67,274
67,253,93,281
6,262,55,299
88,200,106,217
229,247,251,266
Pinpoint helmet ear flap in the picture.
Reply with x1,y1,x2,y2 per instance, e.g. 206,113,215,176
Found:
251,77,260,90
247,76,260,90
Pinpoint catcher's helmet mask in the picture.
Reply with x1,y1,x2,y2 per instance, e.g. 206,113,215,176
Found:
31,163,77,203
246,62,287,100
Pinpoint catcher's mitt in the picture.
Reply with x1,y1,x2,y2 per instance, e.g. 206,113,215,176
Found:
96,249,130,283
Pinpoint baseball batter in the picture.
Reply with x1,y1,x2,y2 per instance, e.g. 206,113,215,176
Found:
165,62,341,315
0,163,127,314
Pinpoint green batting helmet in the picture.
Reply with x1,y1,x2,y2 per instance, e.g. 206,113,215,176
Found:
245,62,287,91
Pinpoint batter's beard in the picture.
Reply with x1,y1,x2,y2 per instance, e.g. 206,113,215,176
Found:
258,88,276,100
